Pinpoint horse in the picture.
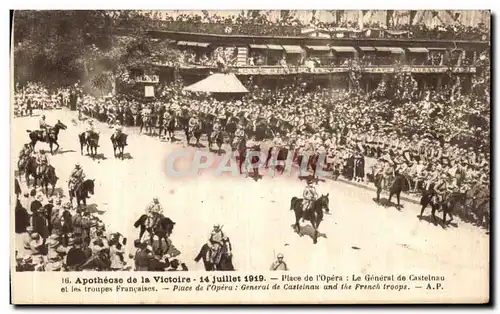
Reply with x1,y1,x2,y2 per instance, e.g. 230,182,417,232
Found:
264,146,290,174
39,165,58,196
26,120,67,154
79,132,99,157
111,132,128,159
290,194,330,244
237,138,260,178
419,188,460,226
185,122,203,147
24,156,39,187
133,214,176,253
194,238,234,271
374,172,404,208
68,179,95,207
162,115,176,141
209,130,225,155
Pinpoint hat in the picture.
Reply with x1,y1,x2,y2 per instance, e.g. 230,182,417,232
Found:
63,202,71,209
277,253,284,258
35,193,44,202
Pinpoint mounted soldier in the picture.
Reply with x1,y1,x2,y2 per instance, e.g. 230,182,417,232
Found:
39,115,50,141
233,124,246,147
188,113,200,134
206,224,228,264
68,162,85,192
302,179,318,221
112,121,127,146
85,119,99,139
35,149,50,178
144,197,163,230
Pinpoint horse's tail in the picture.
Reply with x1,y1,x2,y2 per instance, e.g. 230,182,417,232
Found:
26,130,32,133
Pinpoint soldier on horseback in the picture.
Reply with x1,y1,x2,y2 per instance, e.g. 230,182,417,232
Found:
19,143,33,164
432,173,449,204
36,149,50,177
39,115,50,141
86,119,99,138
233,124,245,147
188,114,200,134
212,120,222,138
207,224,228,263
113,121,127,146
145,197,163,229
302,179,318,221
68,162,85,192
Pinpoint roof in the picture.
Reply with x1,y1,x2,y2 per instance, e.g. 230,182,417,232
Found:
407,47,429,53
249,44,268,49
305,45,330,51
375,47,404,53
331,46,357,53
282,45,304,54
183,73,249,94
177,41,210,48
266,44,284,50
359,46,376,51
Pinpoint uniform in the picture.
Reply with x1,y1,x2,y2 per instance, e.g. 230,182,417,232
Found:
303,184,318,212
68,167,85,191
207,228,227,263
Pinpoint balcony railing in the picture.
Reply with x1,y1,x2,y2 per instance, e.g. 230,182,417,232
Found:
134,75,160,83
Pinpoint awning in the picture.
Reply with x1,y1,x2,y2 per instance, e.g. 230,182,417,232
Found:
331,46,357,53
375,47,404,54
407,47,429,53
359,46,376,52
266,44,284,50
306,45,331,51
249,44,268,49
282,45,304,54
177,41,210,48
427,47,448,51
183,73,249,94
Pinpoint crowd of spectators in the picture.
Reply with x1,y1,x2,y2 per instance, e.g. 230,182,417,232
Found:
146,11,489,40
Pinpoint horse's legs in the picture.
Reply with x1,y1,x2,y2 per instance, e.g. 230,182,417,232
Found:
431,204,437,222
54,141,60,152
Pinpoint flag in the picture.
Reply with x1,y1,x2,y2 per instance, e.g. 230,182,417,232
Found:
409,10,417,25
386,10,394,27
336,10,344,24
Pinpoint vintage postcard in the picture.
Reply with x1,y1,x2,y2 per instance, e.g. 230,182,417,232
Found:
10,10,490,304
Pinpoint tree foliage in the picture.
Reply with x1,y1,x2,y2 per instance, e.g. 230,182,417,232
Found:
13,10,182,92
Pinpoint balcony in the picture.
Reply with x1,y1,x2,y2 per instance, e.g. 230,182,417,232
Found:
134,75,160,83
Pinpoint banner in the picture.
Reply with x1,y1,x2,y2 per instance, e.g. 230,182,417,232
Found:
145,85,155,98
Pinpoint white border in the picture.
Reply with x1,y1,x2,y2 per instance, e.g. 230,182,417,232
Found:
2,1,498,312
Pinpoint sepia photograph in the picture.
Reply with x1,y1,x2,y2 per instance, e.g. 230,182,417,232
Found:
10,9,491,304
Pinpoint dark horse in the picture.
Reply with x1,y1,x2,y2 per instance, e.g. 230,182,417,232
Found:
237,138,260,178
27,120,67,154
185,122,204,147
209,130,225,155
111,132,128,159
162,116,176,141
194,238,235,271
39,165,58,196
24,156,39,187
134,214,176,253
68,179,95,207
290,194,330,244
265,146,291,174
79,132,99,157
374,173,405,209
419,189,462,226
